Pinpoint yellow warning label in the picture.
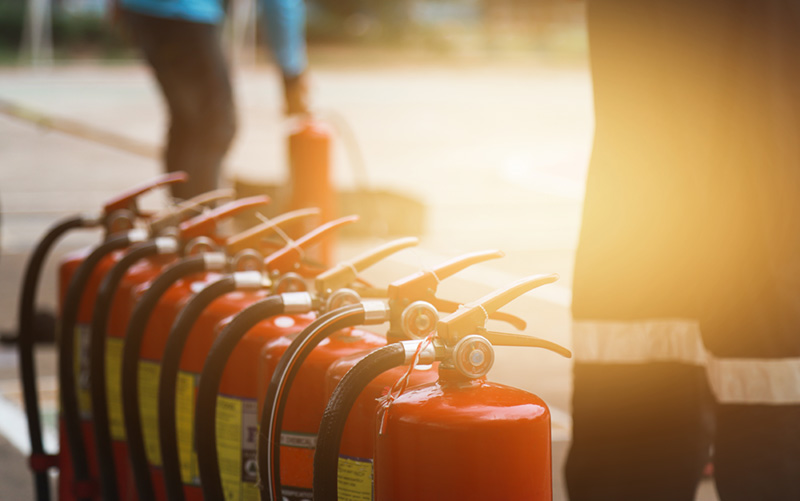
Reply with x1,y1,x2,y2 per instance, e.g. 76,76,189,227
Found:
106,337,125,440
176,370,199,485
217,396,242,501
215,396,259,501
75,325,91,418
241,482,259,501
138,360,161,466
338,456,373,501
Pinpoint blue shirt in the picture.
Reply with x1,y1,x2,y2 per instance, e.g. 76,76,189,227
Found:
120,0,307,77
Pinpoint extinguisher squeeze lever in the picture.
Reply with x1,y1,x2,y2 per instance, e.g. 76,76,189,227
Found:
148,188,234,235
387,250,527,333
225,207,320,254
436,274,559,346
262,214,360,274
102,171,188,215
177,195,271,240
314,236,419,294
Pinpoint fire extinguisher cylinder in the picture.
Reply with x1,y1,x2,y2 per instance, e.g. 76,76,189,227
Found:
313,338,439,501
82,195,270,501
88,237,179,501
258,300,391,501
121,252,225,501
58,228,149,500
191,236,418,500
157,216,357,501
122,206,323,501
194,292,314,499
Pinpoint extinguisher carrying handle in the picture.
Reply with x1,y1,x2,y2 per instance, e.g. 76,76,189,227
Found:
149,188,235,236
264,215,360,273
436,274,559,345
314,236,419,294
18,215,96,501
313,339,438,501
102,171,188,216
121,253,226,501
88,239,179,501
480,329,572,358
194,292,314,500
431,297,527,331
178,195,271,240
57,230,148,501
258,301,390,501
225,207,320,255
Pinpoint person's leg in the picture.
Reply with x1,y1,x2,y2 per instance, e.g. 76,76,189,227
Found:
122,10,236,200
712,405,800,501
567,0,723,498
698,1,800,499
567,362,712,501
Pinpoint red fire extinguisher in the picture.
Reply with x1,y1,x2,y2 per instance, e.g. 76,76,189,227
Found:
61,186,245,501
313,275,572,501
255,250,527,501
55,172,194,501
19,172,197,501
119,207,321,501
156,216,358,501
320,250,529,497
84,195,271,500
192,237,420,501
288,118,336,267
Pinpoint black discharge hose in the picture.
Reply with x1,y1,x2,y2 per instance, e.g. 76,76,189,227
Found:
58,231,140,501
88,240,163,501
121,255,208,501
258,303,372,501
195,295,287,500
313,344,406,501
18,215,94,501
159,276,237,501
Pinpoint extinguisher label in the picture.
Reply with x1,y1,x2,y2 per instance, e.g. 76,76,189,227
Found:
139,359,162,466
176,370,200,485
279,431,317,449
280,487,314,500
106,337,125,440
75,324,92,419
337,456,373,501
216,395,260,501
